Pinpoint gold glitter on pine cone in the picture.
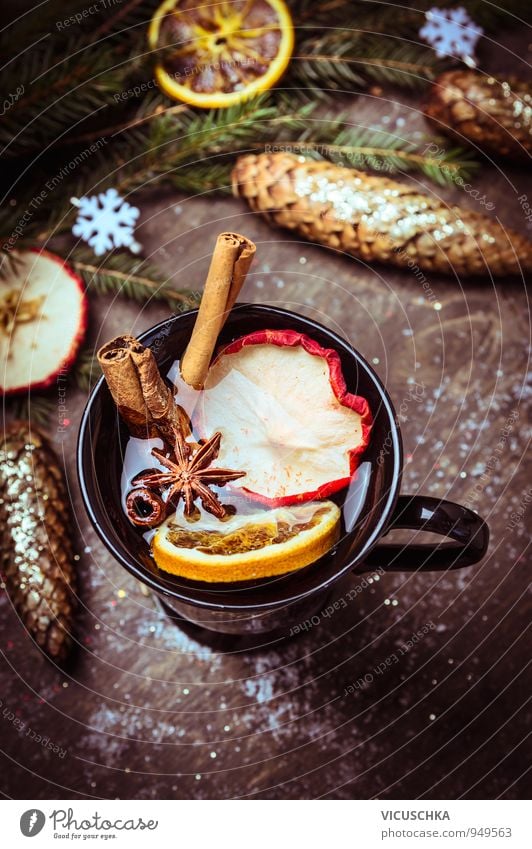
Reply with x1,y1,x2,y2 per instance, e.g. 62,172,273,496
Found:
232,152,532,276
425,70,532,163
0,423,77,664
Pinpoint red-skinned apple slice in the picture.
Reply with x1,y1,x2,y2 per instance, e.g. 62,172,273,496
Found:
197,329,372,505
0,249,88,395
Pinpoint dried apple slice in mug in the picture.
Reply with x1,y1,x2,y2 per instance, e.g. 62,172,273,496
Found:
197,330,373,505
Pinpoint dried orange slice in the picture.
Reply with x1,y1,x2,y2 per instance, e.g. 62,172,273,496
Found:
148,0,294,108
152,500,340,582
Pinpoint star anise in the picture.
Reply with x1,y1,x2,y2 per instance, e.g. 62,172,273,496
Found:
133,426,245,520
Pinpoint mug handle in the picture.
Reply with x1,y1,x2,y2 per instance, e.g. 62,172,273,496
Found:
361,495,489,572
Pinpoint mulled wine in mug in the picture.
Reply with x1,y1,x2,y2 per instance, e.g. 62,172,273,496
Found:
78,303,489,636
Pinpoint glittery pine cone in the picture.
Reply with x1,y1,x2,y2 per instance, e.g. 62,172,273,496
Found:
0,424,77,664
232,152,532,277
425,70,532,163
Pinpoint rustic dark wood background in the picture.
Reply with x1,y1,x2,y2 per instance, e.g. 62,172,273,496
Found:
1,20,530,800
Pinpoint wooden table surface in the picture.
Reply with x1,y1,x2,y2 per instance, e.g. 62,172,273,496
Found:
1,31,531,800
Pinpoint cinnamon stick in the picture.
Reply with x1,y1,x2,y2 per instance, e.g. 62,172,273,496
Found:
180,232,256,389
97,334,190,440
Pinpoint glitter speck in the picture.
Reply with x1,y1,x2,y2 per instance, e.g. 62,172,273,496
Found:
210,751,217,759
429,713,436,721
125,768,131,773
195,774,201,780
434,302,442,311
460,471,467,478
83,546,92,554
183,688,190,695
224,725,231,731
62,682,69,688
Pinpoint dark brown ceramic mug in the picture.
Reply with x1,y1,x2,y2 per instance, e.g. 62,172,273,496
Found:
77,305,489,636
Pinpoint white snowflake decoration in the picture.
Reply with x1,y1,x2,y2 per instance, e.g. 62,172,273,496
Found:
71,188,141,256
420,7,483,66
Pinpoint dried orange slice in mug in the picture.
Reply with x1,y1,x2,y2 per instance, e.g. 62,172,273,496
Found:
152,500,340,582
148,0,294,108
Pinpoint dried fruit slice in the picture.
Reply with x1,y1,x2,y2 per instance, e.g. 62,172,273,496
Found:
197,330,372,505
152,500,340,581
148,0,294,108
0,249,87,395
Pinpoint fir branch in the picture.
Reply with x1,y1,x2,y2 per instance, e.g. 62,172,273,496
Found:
5,394,56,428
308,127,478,184
72,96,316,197
109,99,189,139
197,120,478,186
0,3,156,161
292,35,447,93
71,254,200,309
293,0,532,32
81,91,476,194
0,35,129,157
3,0,528,163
